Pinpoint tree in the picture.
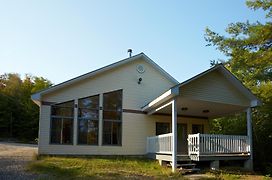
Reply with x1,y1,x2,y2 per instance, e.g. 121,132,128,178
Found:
205,0,272,173
0,73,52,141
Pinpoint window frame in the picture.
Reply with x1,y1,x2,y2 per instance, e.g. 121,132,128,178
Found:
102,89,123,146
77,94,100,146
49,100,74,145
192,124,204,134
156,122,171,135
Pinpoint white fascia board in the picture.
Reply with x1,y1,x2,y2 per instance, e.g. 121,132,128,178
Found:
142,87,179,112
147,101,173,115
142,54,179,84
31,93,41,106
174,65,221,89
250,99,262,107
31,93,40,101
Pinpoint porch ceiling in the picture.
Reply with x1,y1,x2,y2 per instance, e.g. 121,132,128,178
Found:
154,97,247,118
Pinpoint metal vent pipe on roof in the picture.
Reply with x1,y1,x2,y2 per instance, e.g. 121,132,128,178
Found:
127,49,132,57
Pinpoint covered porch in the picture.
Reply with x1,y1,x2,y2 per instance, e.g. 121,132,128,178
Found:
142,65,261,172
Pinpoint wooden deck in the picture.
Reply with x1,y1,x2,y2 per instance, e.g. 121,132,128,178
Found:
146,133,250,162
147,153,191,162
147,152,249,162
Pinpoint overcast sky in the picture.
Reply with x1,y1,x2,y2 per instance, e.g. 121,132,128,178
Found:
0,0,267,84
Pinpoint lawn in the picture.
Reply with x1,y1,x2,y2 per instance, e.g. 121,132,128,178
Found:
28,156,181,179
28,156,270,180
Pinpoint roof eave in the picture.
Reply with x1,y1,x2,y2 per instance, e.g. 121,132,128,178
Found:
141,87,179,112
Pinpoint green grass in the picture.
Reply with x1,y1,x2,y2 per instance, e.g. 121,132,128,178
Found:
28,156,269,180
28,156,182,179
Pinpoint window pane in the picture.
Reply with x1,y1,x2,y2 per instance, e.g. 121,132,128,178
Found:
112,122,121,145
87,120,98,145
50,100,74,145
52,107,74,117
103,90,122,145
78,119,88,144
62,118,73,144
57,101,74,108
103,90,122,110
103,110,122,120
103,121,112,145
77,95,99,145
78,118,99,145
51,118,62,143
192,124,204,134
52,101,74,117
78,95,99,109
156,122,170,135
78,109,99,119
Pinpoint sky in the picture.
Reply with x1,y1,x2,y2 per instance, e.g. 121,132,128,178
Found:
0,0,267,84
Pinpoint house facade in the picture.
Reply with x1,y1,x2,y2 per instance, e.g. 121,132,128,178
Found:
32,53,260,172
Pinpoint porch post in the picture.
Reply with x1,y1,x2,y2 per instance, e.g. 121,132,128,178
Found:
98,94,103,146
171,98,177,172
73,99,78,145
245,107,253,170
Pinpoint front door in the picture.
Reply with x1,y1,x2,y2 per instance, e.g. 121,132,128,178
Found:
177,123,188,154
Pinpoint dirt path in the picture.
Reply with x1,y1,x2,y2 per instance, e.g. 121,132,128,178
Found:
0,142,46,180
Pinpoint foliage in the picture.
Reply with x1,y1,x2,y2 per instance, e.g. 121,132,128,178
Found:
0,73,52,141
205,0,272,172
28,156,181,179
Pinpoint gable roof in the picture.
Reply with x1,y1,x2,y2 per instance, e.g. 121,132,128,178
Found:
31,53,179,104
176,64,261,106
142,64,261,111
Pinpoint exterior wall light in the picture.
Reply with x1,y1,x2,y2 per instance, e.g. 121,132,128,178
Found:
138,78,142,84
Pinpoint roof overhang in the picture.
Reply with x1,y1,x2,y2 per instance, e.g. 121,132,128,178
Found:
141,87,179,113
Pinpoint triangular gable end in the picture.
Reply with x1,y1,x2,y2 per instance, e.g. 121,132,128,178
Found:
31,53,179,105
177,65,261,107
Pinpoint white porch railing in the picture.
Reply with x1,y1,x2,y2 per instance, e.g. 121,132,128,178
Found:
146,133,172,154
188,133,249,156
147,133,250,158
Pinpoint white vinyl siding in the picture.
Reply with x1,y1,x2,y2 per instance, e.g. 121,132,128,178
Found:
39,110,209,155
43,58,175,110
38,58,176,155
180,70,250,106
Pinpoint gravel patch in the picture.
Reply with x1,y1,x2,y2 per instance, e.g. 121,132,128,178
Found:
0,142,47,180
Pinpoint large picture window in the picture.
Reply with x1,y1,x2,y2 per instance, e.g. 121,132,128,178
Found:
103,90,122,145
50,101,74,144
77,95,99,145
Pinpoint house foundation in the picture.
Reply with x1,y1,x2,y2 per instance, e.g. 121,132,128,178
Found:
244,159,253,171
210,160,220,170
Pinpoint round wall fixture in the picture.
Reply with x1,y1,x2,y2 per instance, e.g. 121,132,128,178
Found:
136,64,145,74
